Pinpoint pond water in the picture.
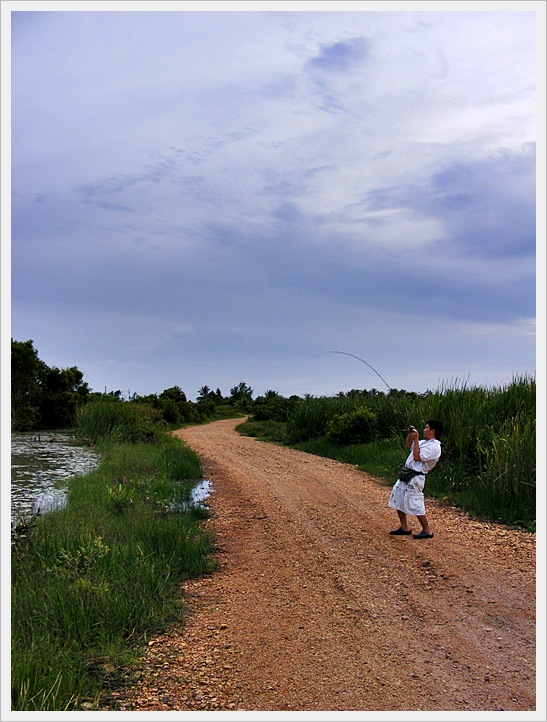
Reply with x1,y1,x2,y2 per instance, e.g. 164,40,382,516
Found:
11,431,99,523
11,432,213,524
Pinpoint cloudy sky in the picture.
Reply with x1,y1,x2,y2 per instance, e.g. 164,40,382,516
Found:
5,2,543,401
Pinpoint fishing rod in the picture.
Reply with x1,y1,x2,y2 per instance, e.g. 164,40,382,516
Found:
330,350,391,391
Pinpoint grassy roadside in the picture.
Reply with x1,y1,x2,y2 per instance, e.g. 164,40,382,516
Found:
236,417,535,531
237,418,405,483
11,434,216,711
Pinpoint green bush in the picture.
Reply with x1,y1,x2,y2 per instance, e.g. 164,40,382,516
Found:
326,406,378,444
251,393,296,423
286,396,358,442
236,420,289,444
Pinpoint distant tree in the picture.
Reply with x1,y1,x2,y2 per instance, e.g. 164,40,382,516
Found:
131,392,156,405
194,386,233,420
157,398,183,424
11,339,47,430
230,381,253,401
91,390,123,400
197,385,212,402
157,386,198,425
11,339,90,430
387,388,417,399
39,366,90,428
194,385,214,417
229,382,253,411
252,390,298,422
197,386,226,407
160,386,187,403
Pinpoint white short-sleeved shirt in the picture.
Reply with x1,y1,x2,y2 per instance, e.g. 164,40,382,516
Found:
388,439,442,516
404,438,441,474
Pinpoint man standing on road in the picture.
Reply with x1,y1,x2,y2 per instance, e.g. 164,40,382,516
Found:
388,419,443,539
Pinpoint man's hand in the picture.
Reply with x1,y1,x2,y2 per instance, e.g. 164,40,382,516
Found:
409,427,421,460
409,426,419,441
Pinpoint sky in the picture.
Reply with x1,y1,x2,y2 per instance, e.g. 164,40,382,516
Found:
4,1,545,402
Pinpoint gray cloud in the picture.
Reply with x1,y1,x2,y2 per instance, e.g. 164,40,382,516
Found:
307,37,369,74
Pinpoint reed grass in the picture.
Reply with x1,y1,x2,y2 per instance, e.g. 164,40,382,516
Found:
11,436,215,711
74,397,165,445
286,395,360,442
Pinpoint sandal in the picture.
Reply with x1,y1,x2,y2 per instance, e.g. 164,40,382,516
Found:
389,528,412,536
413,531,434,539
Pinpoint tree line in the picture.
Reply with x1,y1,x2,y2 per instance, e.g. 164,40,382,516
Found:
11,339,302,431
11,340,91,430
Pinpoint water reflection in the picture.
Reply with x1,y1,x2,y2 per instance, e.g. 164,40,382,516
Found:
11,431,98,522
190,478,212,505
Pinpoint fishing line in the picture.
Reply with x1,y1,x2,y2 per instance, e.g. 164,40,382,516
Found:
330,350,391,391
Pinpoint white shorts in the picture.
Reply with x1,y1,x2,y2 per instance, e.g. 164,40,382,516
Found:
388,476,426,516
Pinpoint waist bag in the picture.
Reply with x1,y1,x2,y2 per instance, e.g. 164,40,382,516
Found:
398,466,425,483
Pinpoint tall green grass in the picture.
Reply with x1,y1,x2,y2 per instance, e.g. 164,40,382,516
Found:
286,395,361,441
74,397,165,445
11,436,215,711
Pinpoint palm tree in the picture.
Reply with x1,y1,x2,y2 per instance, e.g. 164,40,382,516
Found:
197,386,212,402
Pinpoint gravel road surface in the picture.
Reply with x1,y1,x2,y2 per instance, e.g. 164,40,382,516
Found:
114,418,536,713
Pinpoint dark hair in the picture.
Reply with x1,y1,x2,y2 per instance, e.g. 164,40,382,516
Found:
426,419,444,439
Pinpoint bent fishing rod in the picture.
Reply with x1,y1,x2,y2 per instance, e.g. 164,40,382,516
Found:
330,350,391,392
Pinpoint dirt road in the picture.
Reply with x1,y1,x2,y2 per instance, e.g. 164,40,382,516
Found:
115,418,536,713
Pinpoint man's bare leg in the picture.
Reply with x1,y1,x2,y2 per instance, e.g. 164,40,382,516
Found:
417,514,432,534
397,510,409,531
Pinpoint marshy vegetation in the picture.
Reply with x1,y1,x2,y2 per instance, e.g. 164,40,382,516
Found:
11,402,216,711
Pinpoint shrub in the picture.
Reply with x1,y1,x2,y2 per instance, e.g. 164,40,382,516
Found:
286,396,356,442
75,399,164,446
251,393,295,423
236,420,289,444
326,406,378,444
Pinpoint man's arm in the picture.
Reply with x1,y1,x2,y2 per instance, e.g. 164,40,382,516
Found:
405,427,415,449
407,427,421,460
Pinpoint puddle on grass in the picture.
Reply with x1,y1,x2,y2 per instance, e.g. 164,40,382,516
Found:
168,479,213,513
190,479,212,505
